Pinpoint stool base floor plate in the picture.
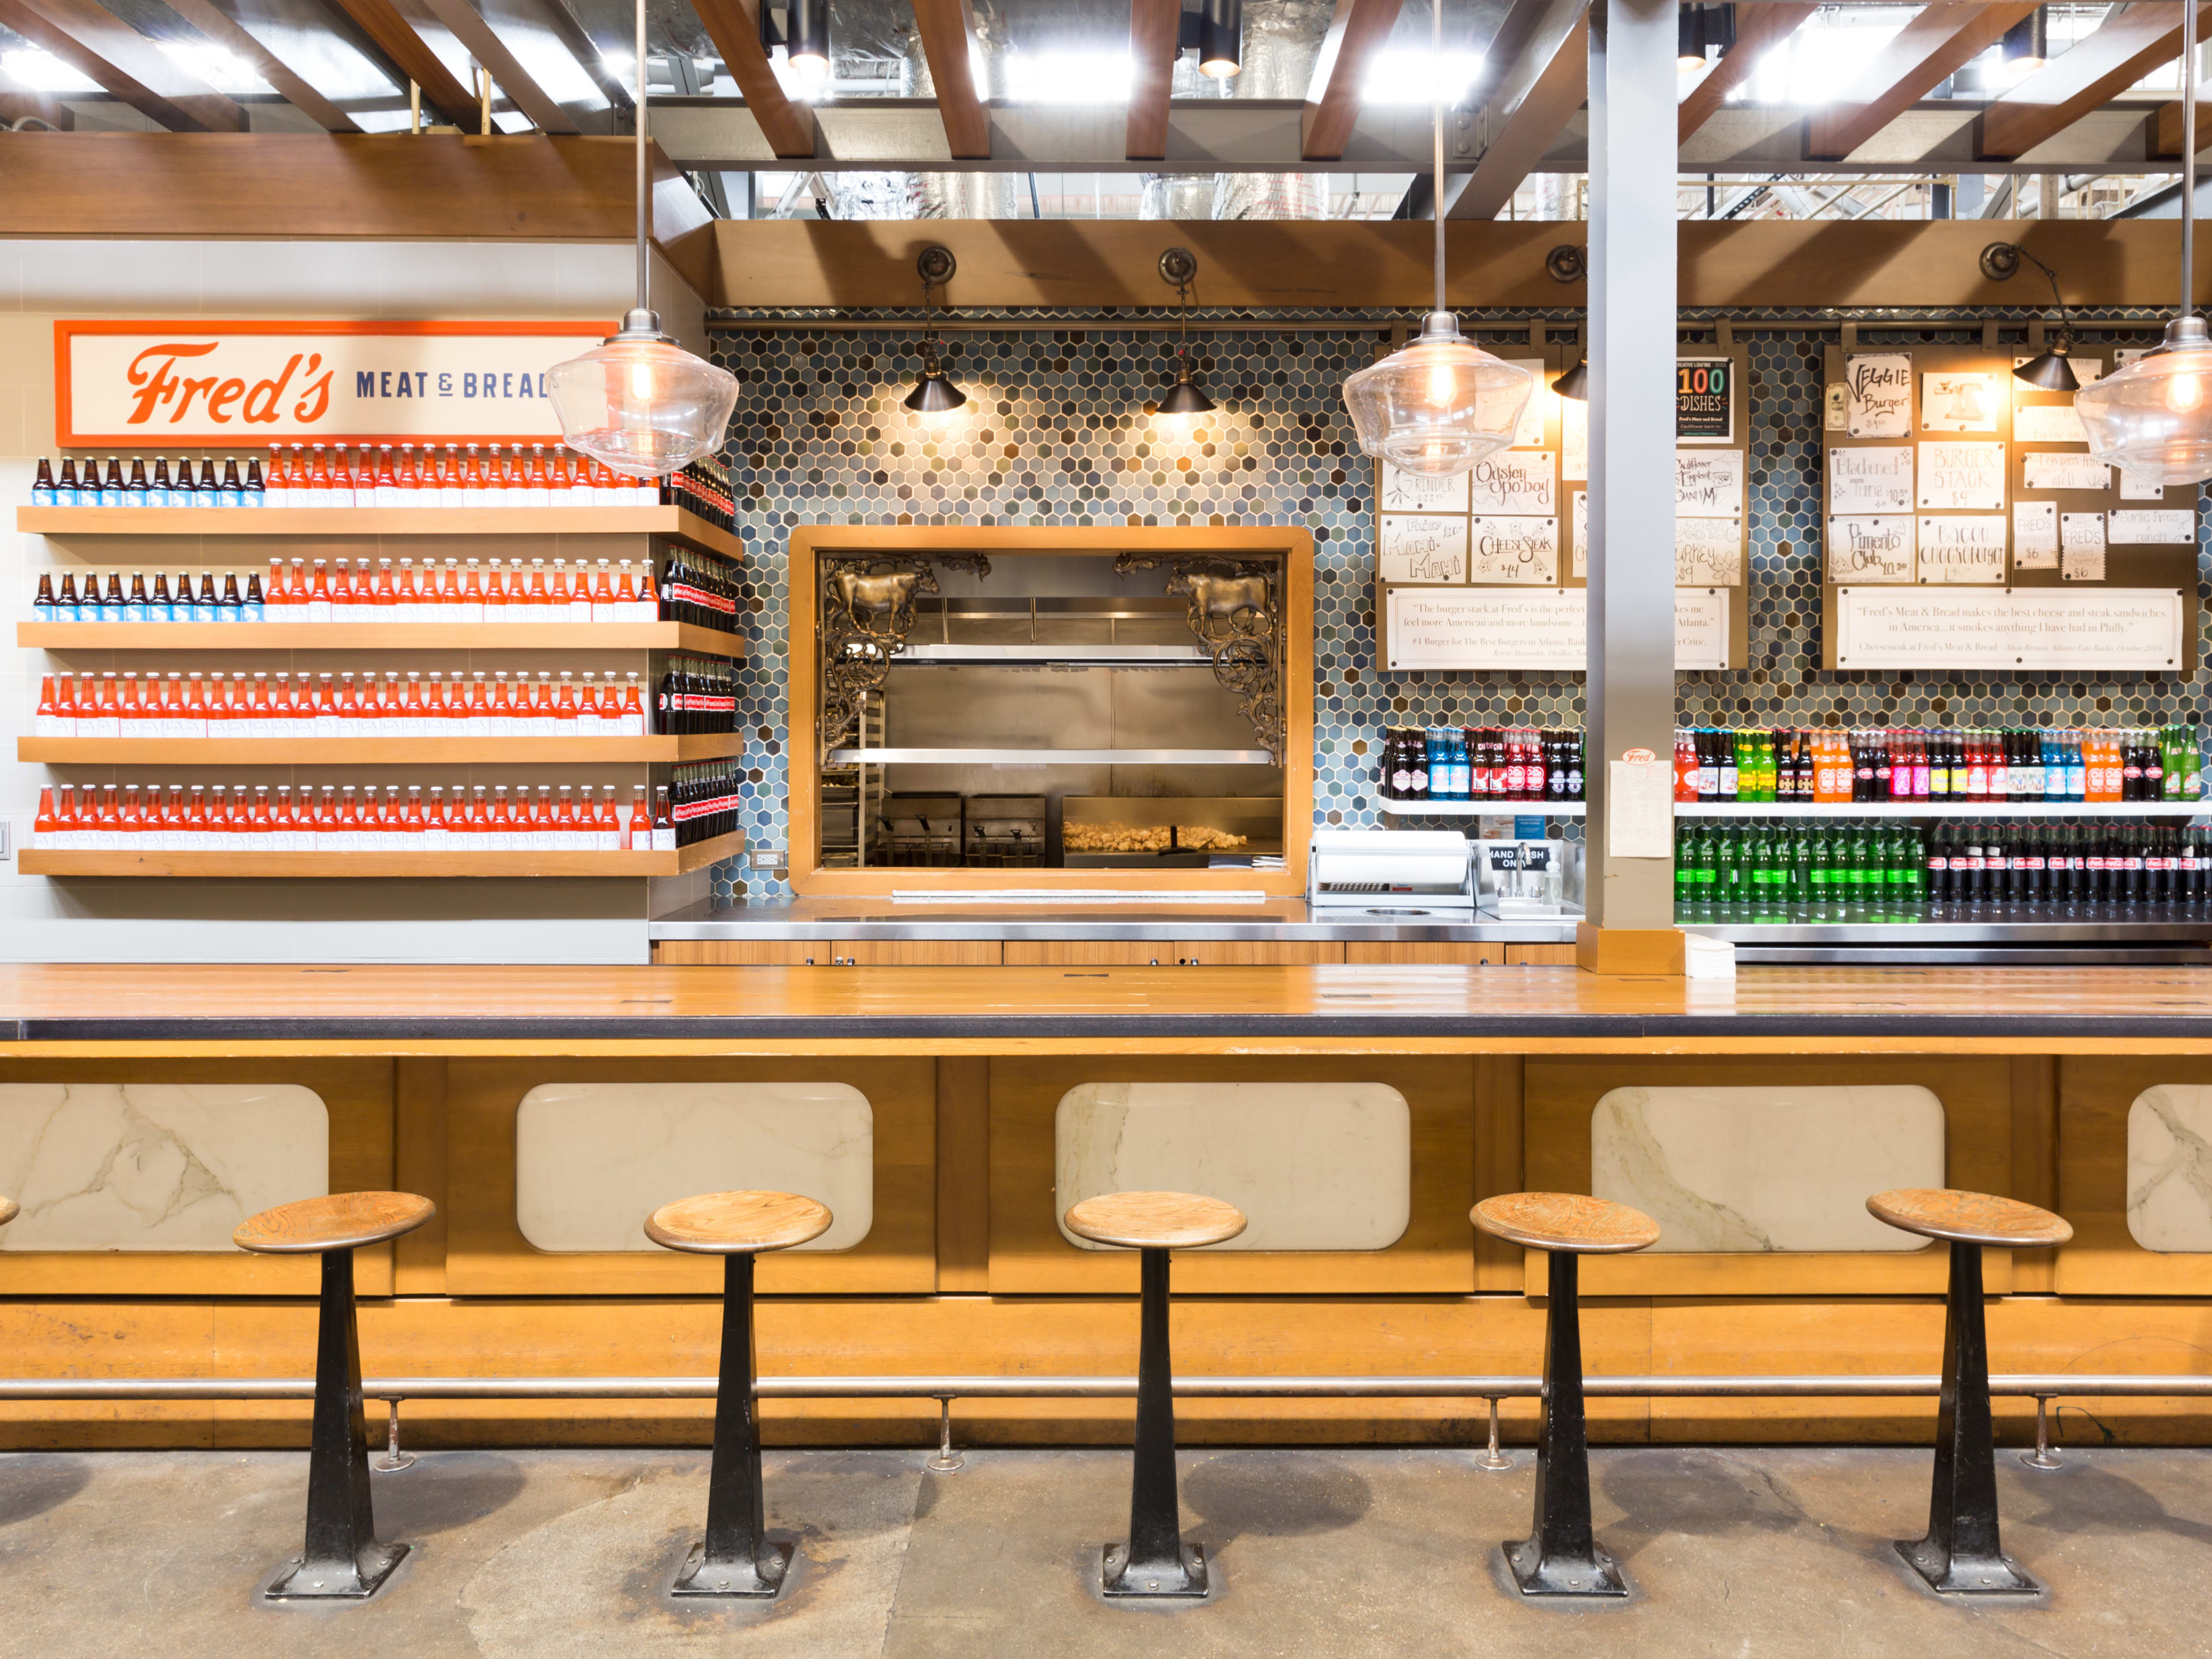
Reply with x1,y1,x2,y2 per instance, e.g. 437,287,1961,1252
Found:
1894,1537,2042,1596
1503,1536,1628,1598
263,1540,408,1601
1101,1541,1209,1599
672,1539,791,1599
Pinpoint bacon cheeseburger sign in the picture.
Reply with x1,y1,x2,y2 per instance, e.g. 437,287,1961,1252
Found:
55,320,613,447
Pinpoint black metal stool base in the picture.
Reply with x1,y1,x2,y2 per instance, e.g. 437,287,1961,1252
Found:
264,1540,408,1601
672,1537,791,1599
1102,1540,1209,1599
1894,1536,2041,1597
1503,1535,1628,1598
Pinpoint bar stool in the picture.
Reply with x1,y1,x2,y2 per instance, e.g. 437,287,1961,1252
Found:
1064,1190,1247,1600
646,1189,832,1599
1471,1192,1659,1598
233,1191,436,1601
1868,1187,2072,1596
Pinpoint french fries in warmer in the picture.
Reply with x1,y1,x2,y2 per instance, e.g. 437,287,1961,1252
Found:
1062,822,1247,854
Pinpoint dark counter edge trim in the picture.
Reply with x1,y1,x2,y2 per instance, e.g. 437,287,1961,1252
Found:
11,1014,2212,1041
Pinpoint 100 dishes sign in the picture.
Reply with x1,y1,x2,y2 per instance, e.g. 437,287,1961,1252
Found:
54,320,612,446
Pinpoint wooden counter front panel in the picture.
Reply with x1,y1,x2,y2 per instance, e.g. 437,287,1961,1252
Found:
1524,1056,2021,1296
2055,1055,2212,1296
0,1058,396,1297
440,1058,937,1294
986,1055,1475,1294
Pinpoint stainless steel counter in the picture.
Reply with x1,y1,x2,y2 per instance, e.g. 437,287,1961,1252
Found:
647,899,1579,943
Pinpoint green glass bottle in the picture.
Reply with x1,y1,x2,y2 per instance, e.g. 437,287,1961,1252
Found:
1884,824,1911,913
1809,823,1833,917
1696,823,1719,907
1847,825,1872,907
1674,824,1695,918
1904,824,1926,906
1789,827,1812,909
1747,824,1774,916
1717,824,1744,908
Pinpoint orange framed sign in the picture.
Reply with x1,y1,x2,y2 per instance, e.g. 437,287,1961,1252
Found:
55,319,614,447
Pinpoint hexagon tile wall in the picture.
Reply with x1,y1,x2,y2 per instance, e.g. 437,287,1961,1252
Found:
708,316,2211,904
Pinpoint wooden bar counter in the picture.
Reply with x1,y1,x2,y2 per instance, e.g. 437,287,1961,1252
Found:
3,962,2211,1453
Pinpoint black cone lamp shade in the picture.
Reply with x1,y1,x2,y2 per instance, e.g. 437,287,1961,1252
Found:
904,245,967,414
2013,339,2078,393
904,365,967,412
1554,357,1590,401
1161,367,1217,415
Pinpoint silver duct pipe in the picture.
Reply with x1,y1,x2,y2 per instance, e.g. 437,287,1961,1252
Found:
1209,0,1332,219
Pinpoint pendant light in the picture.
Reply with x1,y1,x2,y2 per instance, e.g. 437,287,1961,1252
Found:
1982,241,2077,392
1554,355,1589,402
1199,0,1243,78
1157,247,1217,416
760,0,832,87
2075,0,2212,484
546,0,738,478
1341,1,1533,476
903,246,968,414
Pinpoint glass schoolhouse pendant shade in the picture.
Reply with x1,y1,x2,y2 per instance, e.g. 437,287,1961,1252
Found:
2075,316,2212,486
547,308,740,479
1343,311,1535,476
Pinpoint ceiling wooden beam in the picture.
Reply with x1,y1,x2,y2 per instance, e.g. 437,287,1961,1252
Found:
411,0,582,131
0,85,74,127
1804,2,2034,162
1301,0,1403,162
1127,0,1180,160
1981,1,2212,160
690,0,815,157
1445,0,1588,221
321,0,476,123
0,0,247,131
911,0,988,159
160,0,361,132
1678,2,1814,145
2152,81,2212,158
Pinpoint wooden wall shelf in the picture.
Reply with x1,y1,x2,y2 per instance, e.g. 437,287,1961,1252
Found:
20,736,745,764
19,831,745,879
16,505,742,561
18,622,741,653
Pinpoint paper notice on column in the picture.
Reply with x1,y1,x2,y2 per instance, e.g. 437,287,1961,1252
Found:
2013,501,2058,569
2062,512,2107,581
1607,760,1675,858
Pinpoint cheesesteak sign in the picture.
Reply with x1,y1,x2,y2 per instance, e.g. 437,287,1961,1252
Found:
55,320,612,446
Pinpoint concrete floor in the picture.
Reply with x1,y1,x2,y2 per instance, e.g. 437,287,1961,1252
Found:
2,1444,2209,1658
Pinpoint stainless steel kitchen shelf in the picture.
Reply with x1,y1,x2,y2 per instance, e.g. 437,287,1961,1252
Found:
900,645,1209,664
827,748,1278,766
1380,800,1587,817
1675,801,2201,818
649,900,1577,942
1683,912,2212,944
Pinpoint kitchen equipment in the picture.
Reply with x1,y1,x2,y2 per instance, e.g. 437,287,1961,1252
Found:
1305,830,1476,920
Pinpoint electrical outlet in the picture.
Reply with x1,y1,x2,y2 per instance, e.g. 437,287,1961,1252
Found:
751,847,785,869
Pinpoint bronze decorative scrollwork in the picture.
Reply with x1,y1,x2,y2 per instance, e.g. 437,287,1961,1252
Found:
818,553,991,761
1112,553,1286,764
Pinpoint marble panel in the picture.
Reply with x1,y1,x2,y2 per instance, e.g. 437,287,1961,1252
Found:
1054,1082,1411,1252
0,1084,328,1251
2126,1086,2212,1252
1590,1085,1944,1252
514,1082,872,1252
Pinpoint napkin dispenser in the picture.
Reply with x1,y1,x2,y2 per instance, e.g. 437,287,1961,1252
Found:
1306,830,1477,920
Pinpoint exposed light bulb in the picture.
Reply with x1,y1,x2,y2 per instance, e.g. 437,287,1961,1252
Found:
2168,372,2204,414
1427,362,1457,406
787,49,830,84
628,358,655,402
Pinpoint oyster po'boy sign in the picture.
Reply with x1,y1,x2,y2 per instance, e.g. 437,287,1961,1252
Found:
54,320,611,446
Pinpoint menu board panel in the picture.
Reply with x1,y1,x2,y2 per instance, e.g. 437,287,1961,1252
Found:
1384,585,1728,671
1834,586,2185,672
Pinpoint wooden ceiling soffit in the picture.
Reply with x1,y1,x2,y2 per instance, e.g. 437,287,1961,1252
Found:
1301,0,1404,161
2152,79,2212,158
912,0,990,159
160,0,361,131
1678,2,1815,145
410,0,584,131
1980,1,2212,160
1127,0,1181,159
689,0,815,156
1445,0,1589,222
1803,2,2033,162
322,0,477,123
0,85,74,128
0,0,246,131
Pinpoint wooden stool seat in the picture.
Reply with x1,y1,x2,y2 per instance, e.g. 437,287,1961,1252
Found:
234,1191,435,1255
1867,1188,2073,1248
0,1196,17,1226
1064,1191,1247,1250
1472,1192,1660,1255
646,1191,833,1255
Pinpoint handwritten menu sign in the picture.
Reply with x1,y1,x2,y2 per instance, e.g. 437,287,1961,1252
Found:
1845,354,1911,438
1677,357,1734,442
1675,449,1744,517
1505,358,1548,449
1830,448,1913,514
2062,512,2107,581
1835,586,2184,672
1562,396,1587,482
1571,490,1587,577
1920,372,2000,433
1378,514,1468,584
1828,516,1914,582
1676,517,1743,585
2013,501,2058,569
1468,516,1559,583
2022,452,2109,493
2013,404,2088,444
1467,450,1556,514
1918,514,2006,583
1916,442,2005,510
1378,463,1468,513
2109,509,2195,544
2121,472,2165,500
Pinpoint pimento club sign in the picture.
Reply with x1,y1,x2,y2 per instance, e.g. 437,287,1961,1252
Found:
55,320,613,446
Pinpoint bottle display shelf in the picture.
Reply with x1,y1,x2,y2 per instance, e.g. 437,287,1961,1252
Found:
17,622,742,653
18,831,746,880
1673,801,2200,819
16,505,743,560
1378,800,1587,817
19,736,745,764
